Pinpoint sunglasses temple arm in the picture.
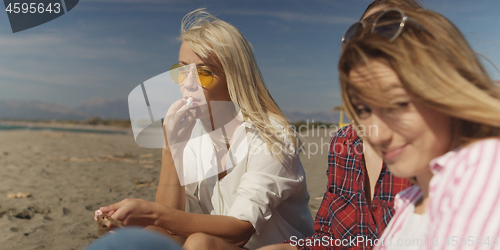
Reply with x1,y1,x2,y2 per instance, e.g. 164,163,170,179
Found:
406,17,427,34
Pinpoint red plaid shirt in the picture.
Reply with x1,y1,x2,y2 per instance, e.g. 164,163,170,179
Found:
294,125,411,250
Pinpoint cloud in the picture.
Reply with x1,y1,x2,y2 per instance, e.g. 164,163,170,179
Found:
75,0,192,13
55,0,357,26
0,30,142,59
0,31,147,86
222,9,356,25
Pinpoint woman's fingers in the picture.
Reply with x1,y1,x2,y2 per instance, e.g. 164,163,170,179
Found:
98,198,134,215
108,205,128,224
183,111,196,132
97,199,134,228
99,201,121,213
170,103,193,125
165,100,196,131
166,99,187,116
165,101,196,139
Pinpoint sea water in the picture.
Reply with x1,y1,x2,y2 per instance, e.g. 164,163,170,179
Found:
0,123,130,135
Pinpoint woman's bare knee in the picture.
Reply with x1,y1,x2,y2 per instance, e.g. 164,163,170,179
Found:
183,233,241,250
183,233,216,250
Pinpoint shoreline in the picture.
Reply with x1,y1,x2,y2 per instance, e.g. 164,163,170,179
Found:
0,120,132,134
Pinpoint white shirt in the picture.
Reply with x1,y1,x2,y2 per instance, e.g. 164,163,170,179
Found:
182,119,315,249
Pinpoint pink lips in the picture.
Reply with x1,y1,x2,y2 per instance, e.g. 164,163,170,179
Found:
382,145,406,161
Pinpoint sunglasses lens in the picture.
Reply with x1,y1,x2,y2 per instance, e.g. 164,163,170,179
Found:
373,10,404,40
170,64,214,87
343,22,363,44
197,68,214,87
170,64,187,84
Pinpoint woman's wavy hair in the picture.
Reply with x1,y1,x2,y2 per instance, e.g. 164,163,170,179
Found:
180,9,298,162
361,0,422,19
339,8,500,146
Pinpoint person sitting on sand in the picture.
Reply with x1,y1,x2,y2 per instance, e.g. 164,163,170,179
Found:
260,124,412,250
90,8,314,250
258,1,419,250
339,6,500,250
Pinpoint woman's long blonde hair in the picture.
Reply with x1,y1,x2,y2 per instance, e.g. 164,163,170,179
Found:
339,8,500,146
180,9,298,163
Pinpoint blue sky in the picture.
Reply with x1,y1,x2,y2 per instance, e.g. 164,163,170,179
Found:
0,0,499,114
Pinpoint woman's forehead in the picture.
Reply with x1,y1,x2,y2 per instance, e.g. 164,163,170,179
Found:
348,60,401,89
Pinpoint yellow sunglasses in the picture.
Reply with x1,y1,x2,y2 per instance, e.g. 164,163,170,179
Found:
170,63,215,88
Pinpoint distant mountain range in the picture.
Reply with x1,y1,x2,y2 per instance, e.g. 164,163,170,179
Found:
282,110,340,124
77,98,129,120
0,99,341,123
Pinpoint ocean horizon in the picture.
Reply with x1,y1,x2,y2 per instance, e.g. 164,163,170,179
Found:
0,123,130,135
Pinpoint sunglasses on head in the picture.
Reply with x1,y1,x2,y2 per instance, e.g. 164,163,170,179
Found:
342,8,424,45
170,63,215,88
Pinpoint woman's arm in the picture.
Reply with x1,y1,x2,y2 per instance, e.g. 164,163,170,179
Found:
155,146,185,210
155,99,196,210
146,100,196,238
156,206,255,246
146,146,187,242
99,198,255,247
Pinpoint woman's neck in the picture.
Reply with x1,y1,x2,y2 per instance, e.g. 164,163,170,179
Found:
415,172,433,199
200,102,242,146
414,171,433,214
200,102,239,130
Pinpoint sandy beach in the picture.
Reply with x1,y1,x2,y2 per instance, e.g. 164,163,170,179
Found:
0,126,334,250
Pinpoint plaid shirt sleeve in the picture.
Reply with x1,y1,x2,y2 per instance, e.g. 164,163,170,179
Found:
288,125,411,250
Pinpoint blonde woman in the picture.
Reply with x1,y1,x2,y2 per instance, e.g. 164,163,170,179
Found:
90,9,314,250
339,7,500,250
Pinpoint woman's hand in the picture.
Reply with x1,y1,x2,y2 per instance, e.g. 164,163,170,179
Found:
98,198,162,230
163,99,197,152
161,99,197,189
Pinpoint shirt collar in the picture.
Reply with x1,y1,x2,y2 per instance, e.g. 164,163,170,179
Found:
429,148,459,174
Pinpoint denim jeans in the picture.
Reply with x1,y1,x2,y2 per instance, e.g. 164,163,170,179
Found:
85,227,183,250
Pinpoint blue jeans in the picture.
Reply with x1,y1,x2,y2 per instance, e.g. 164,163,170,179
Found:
85,227,183,250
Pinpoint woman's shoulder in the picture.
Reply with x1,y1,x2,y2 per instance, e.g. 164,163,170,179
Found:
449,138,499,166
429,138,500,200
329,125,362,150
332,125,360,141
431,137,500,171
460,137,500,153
457,137,500,171
243,116,292,142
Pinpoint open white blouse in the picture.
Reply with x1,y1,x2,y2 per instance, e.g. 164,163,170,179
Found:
182,119,314,249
